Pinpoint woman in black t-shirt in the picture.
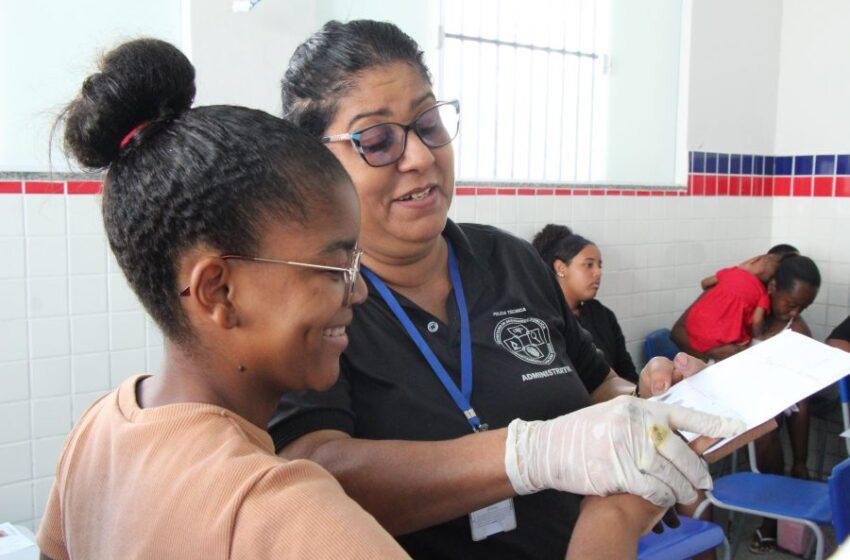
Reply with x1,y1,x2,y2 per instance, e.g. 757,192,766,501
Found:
828,316,850,351
533,224,638,383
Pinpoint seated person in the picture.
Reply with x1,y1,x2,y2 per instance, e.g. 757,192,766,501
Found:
532,224,639,383
700,243,798,293
37,38,409,559
686,255,780,360
672,254,821,554
827,315,850,352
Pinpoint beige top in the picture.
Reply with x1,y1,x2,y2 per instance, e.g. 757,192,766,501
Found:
37,375,409,560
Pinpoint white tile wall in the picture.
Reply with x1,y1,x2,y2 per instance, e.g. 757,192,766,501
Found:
0,188,162,529
1,184,848,532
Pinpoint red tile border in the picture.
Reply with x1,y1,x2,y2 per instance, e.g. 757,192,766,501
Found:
835,177,850,197
762,177,773,197
67,181,103,195
774,177,791,196
25,181,64,194
813,177,833,197
792,177,812,197
741,177,752,196
717,176,729,196
692,175,705,196
0,181,22,194
8,171,850,199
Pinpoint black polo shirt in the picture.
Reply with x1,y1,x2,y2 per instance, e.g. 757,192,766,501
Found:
576,299,639,383
269,220,611,560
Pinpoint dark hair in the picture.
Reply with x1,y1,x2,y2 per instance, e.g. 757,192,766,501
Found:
768,243,799,257
532,224,595,269
774,255,821,292
61,38,351,343
281,20,431,136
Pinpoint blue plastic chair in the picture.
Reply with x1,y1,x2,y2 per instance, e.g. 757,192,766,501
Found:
645,328,681,361
841,376,850,457
704,456,850,560
638,516,730,560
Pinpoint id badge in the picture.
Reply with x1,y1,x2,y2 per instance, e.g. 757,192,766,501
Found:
469,498,517,541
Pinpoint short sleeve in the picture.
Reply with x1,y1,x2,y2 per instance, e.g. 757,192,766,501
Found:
604,305,639,383
550,275,610,393
268,361,355,452
36,479,69,560
828,316,850,343
230,461,409,559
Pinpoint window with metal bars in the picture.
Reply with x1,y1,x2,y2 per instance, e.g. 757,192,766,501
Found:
439,0,609,183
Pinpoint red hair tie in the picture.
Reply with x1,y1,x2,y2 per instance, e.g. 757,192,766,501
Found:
119,121,150,150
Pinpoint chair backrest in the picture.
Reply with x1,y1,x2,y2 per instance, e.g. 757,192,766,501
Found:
841,375,850,458
828,456,850,544
645,328,681,361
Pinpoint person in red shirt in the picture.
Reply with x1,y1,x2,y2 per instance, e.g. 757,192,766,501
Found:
684,256,780,360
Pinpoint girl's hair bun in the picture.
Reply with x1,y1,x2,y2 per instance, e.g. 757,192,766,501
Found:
62,38,196,169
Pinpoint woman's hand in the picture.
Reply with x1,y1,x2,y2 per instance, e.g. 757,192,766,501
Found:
638,352,707,398
504,395,745,507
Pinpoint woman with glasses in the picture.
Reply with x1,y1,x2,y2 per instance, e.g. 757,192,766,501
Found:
270,20,742,560
37,38,410,559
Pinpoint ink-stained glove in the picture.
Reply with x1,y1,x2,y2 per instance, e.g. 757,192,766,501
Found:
504,395,745,507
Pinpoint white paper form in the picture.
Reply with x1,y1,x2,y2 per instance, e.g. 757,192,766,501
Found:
650,330,850,454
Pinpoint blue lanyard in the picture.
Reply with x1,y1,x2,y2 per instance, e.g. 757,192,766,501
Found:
361,240,484,432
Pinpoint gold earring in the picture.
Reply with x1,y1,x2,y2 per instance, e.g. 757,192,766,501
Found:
557,272,565,278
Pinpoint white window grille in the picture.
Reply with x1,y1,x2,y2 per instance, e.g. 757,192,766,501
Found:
439,0,609,184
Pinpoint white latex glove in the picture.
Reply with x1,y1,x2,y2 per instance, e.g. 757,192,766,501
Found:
504,395,745,507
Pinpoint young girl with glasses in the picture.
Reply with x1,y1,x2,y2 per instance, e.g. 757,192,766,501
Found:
36,38,409,560
271,19,743,559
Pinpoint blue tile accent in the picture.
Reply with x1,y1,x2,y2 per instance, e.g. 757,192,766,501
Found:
754,155,764,175
837,154,850,175
765,156,775,176
706,152,717,173
693,151,705,173
815,155,835,175
718,153,729,174
775,156,793,175
742,155,753,174
731,154,742,174
794,155,813,175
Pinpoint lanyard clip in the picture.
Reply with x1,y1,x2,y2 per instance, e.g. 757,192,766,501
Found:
474,422,489,433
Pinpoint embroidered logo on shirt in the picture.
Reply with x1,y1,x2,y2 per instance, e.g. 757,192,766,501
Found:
493,317,556,366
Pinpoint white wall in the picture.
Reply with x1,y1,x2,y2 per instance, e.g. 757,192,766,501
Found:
774,0,850,154
687,0,782,153
188,0,318,113
606,0,683,185
0,0,183,172
771,0,850,341
687,0,850,341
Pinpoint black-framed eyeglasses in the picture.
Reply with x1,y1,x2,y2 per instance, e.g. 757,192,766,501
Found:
179,248,363,307
321,100,460,167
